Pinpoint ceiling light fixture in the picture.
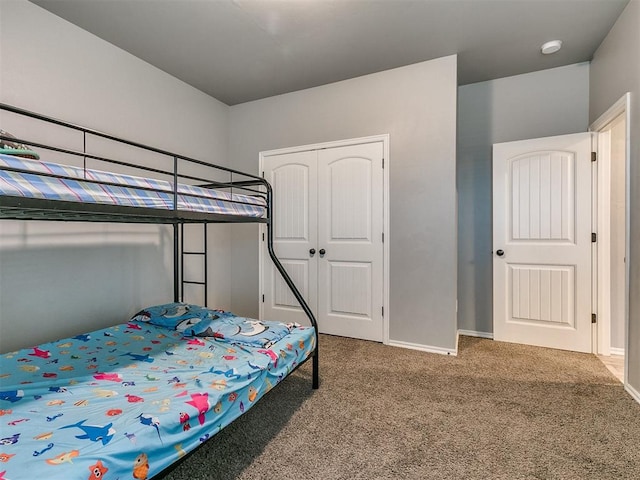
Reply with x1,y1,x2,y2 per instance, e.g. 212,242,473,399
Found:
541,40,562,55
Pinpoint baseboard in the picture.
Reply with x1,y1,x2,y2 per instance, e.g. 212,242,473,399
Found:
626,382,640,406
610,347,625,356
458,329,494,340
387,340,457,356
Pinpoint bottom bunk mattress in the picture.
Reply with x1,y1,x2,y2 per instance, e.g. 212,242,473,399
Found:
0,303,316,480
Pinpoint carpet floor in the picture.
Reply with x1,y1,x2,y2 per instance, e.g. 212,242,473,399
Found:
165,335,640,479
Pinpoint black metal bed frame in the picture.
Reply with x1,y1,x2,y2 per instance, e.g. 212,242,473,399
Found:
0,103,319,391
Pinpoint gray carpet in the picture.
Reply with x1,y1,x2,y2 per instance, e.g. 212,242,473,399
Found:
165,335,640,479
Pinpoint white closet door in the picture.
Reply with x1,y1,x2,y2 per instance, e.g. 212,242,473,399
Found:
317,142,384,341
263,150,318,324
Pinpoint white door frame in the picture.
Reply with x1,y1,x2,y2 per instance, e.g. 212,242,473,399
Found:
589,93,631,384
258,134,391,344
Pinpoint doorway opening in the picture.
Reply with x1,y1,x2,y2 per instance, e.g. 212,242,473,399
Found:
591,93,630,385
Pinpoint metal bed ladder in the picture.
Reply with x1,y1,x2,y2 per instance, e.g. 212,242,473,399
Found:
179,223,208,307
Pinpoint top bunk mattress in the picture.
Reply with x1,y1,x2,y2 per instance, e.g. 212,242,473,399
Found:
0,304,315,480
0,153,266,218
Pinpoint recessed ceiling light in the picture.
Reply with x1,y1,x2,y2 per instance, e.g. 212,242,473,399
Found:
541,40,562,55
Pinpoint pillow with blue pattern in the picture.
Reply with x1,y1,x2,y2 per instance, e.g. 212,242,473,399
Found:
130,302,232,337
131,302,301,348
207,316,300,349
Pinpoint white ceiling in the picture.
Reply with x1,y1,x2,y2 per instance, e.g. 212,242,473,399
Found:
31,0,629,106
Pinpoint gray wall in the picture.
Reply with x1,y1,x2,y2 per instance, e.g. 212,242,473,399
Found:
590,0,640,393
0,0,231,352
457,63,590,334
229,57,458,351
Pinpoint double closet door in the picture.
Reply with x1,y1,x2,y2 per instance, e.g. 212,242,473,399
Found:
262,141,384,342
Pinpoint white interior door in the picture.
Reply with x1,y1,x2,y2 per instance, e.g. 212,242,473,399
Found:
262,140,384,342
263,150,318,324
493,133,593,353
317,143,384,341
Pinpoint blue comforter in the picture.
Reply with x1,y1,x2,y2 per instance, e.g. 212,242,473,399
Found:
0,307,315,480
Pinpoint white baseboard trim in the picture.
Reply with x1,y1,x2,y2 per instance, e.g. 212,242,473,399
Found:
610,347,625,356
626,383,640,406
387,340,457,356
458,329,494,340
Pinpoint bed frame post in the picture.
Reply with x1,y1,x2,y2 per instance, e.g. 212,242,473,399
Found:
264,182,319,389
174,223,180,303
173,154,180,304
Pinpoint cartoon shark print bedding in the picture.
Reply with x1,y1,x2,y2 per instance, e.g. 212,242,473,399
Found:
0,304,316,480
131,302,301,348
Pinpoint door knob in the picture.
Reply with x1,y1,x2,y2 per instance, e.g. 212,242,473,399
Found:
309,248,316,256
319,248,326,257
496,249,505,257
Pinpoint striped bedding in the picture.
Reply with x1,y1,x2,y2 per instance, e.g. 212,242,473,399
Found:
0,154,266,217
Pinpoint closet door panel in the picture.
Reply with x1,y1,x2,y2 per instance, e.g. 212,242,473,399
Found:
318,142,384,341
263,151,318,324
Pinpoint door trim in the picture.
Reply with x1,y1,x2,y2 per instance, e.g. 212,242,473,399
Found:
258,134,391,344
589,93,631,386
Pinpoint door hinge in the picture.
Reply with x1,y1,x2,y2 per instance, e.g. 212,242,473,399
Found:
382,232,384,243
262,171,265,178
382,306,384,317
262,232,265,241
382,157,385,169
591,152,597,162
262,294,265,303
592,232,597,243
592,313,597,324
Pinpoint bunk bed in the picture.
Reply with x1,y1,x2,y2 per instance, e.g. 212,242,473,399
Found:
0,103,319,480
